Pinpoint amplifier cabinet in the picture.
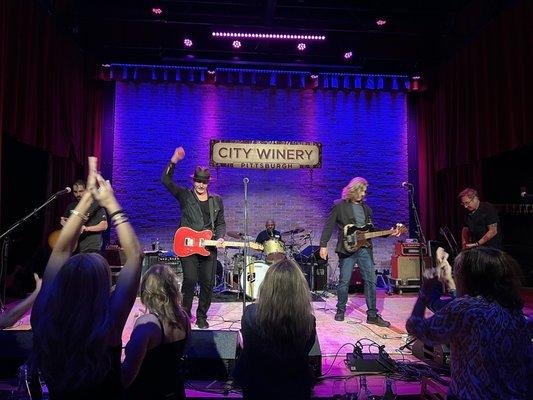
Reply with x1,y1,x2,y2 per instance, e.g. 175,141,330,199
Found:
390,255,430,281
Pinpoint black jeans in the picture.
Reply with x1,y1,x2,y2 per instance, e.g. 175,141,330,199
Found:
180,250,216,320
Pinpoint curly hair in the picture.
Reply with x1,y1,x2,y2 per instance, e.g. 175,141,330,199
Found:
140,264,190,333
31,253,112,392
454,247,524,310
341,177,368,201
256,258,314,355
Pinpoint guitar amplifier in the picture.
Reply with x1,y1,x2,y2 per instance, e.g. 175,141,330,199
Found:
394,241,427,256
390,254,430,281
142,251,183,276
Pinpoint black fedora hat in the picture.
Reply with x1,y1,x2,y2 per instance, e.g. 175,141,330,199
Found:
190,166,211,183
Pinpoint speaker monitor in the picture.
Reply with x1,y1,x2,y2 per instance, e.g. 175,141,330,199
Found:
308,335,322,377
184,330,240,380
0,330,33,378
390,255,430,281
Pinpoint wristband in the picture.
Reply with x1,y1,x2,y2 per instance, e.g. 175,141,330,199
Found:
70,209,89,222
109,209,125,219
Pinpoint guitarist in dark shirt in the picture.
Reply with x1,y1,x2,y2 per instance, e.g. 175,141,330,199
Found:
319,177,401,326
162,147,226,329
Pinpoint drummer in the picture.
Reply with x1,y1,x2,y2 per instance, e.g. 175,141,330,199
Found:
255,219,282,245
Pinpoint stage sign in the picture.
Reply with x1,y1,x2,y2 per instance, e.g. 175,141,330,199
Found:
210,140,322,169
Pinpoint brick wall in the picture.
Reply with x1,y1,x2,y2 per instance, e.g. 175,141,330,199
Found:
112,83,409,279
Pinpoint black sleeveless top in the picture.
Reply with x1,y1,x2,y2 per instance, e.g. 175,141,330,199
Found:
124,316,187,400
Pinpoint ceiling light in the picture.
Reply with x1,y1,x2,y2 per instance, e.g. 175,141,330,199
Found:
212,31,326,41
297,43,306,51
376,19,387,26
183,38,193,47
232,40,241,49
151,7,163,15
343,51,353,59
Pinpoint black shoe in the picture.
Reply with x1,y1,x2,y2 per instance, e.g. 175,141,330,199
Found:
366,314,391,327
196,318,209,329
334,310,345,321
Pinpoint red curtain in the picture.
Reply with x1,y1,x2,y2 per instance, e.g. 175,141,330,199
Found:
414,0,533,240
0,0,104,226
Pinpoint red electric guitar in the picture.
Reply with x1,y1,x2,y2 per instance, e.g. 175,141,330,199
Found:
173,227,264,257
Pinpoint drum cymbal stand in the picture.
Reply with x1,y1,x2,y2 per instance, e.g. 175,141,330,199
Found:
213,249,233,293
306,232,329,310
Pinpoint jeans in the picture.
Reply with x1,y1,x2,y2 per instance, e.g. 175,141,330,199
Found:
337,247,377,317
180,251,216,319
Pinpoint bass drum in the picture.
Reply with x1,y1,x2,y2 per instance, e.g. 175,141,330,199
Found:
241,262,270,300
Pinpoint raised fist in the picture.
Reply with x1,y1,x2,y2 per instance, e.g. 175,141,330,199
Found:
171,147,185,163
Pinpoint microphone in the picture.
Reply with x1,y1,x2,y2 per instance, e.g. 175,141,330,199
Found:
55,187,72,196
401,182,414,189
243,177,249,184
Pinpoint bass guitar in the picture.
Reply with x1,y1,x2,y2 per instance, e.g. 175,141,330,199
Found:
343,223,407,253
173,227,264,257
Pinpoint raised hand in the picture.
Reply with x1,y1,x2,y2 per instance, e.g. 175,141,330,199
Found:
89,173,117,210
171,147,185,163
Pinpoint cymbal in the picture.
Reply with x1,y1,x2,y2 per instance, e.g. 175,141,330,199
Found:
227,231,254,241
281,227,305,235
227,231,244,239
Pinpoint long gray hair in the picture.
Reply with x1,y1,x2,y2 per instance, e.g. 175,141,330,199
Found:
341,177,368,201
256,258,314,354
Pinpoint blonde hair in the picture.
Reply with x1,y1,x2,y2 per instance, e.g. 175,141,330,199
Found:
140,264,190,333
256,258,314,354
342,177,368,200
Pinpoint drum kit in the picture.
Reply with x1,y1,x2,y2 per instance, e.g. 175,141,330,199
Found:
216,227,313,299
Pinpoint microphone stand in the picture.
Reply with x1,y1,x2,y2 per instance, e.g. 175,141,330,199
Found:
406,185,427,290
0,191,65,310
242,177,250,314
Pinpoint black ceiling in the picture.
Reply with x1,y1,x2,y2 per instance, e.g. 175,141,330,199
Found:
44,0,508,74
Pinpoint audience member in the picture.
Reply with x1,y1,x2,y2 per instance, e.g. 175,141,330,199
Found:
0,273,41,330
30,157,142,399
233,257,317,400
122,264,191,400
407,247,532,400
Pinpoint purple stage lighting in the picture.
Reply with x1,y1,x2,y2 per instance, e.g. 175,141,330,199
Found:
232,40,241,49
212,31,325,41
184,38,193,47
151,7,163,15
376,19,387,26
297,43,306,51
344,51,353,59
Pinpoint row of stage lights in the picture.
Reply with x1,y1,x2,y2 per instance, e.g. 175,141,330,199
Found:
150,7,388,61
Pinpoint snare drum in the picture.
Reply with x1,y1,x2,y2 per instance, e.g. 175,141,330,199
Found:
263,239,286,263
241,261,270,300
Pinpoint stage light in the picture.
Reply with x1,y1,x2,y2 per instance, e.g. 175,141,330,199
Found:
376,19,387,26
184,38,193,47
297,43,306,51
152,7,163,15
412,75,421,80
212,31,326,41
343,51,353,59
232,40,241,49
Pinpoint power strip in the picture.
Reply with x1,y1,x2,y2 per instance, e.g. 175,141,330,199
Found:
345,351,396,373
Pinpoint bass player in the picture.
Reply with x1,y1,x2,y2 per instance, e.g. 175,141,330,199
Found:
319,176,401,326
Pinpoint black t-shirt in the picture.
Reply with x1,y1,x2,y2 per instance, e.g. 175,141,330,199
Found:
64,201,107,253
255,230,281,244
464,202,503,249
199,199,212,231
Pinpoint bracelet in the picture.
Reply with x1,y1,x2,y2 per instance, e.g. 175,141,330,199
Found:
109,209,125,219
475,241,480,246
70,209,89,222
112,214,129,227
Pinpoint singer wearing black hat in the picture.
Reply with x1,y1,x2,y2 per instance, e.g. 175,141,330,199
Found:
162,147,226,329
59,179,108,253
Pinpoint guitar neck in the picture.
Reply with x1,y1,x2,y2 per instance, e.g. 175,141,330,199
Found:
363,229,394,239
203,240,261,250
